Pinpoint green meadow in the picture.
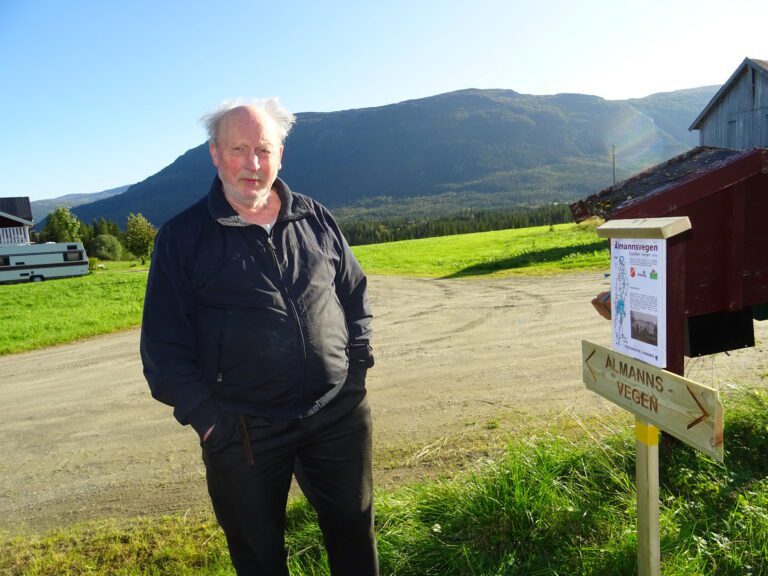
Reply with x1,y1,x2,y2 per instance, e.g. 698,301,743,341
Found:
353,222,608,277
0,222,608,356
0,262,149,356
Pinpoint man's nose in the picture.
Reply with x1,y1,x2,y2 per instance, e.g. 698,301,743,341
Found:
245,153,260,170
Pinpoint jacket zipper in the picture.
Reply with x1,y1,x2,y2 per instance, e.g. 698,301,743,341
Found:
266,234,309,395
216,314,227,392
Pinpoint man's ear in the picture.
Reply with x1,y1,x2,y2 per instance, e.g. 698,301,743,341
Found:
278,145,284,170
209,141,220,167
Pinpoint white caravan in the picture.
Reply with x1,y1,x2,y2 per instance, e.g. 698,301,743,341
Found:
0,242,89,284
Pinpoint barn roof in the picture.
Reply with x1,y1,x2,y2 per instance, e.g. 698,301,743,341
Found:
0,197,33,225
689,57,768,131
569,146,747,222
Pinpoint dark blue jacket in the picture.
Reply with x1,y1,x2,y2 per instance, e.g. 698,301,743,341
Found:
140,177,373,436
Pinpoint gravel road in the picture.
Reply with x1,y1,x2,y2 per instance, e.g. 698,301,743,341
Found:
1,272,764,533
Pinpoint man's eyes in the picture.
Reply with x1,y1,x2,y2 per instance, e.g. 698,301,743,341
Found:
230,146,272,155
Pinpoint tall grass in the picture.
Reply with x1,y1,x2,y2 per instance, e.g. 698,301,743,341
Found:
4,389,767,575
0,515,232,576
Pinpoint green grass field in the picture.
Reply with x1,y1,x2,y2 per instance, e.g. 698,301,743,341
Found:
0,262,149,356
353,222,608,277
0,223,608,356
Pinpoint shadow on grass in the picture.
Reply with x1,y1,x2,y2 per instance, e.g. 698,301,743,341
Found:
442,240,608,278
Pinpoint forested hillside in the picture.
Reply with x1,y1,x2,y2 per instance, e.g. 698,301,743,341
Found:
71,86,717,227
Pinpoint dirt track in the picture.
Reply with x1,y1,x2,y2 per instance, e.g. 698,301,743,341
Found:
1,272,765,533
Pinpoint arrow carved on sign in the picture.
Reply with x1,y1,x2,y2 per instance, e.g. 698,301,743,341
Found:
686,384,710,430
581,340,724,461
584,349,597,382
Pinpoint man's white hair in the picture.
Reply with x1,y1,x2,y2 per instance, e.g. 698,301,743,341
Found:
201,97,296,145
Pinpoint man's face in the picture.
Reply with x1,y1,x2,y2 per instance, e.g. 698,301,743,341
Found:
209,107,284,209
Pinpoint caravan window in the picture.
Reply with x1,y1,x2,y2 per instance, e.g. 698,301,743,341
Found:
0,256,8,266
63,251,83,262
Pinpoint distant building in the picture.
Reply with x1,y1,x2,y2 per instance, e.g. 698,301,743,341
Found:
690,57,768,149
0,197,90,283
0,197,33,245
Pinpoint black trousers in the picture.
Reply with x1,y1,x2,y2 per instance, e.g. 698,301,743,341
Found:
202,390,378,576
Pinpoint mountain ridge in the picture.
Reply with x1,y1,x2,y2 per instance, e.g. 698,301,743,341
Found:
70,85,718,227
31,185,130,225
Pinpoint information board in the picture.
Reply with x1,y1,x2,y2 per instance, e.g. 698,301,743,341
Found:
610,238,666,368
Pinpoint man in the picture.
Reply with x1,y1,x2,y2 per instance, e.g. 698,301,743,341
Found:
140,98,378,575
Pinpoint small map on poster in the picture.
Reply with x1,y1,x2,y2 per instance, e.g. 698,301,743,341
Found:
611,238,666,367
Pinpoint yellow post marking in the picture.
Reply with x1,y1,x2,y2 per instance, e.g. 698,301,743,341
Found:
635,421,659,446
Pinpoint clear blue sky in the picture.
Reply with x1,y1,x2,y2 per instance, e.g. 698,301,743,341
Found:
1,0,765,201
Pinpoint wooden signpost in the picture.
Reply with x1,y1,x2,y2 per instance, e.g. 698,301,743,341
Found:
582,341,723,461
582,216,725,576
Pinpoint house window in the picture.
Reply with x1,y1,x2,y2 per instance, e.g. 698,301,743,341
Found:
63,251,83,262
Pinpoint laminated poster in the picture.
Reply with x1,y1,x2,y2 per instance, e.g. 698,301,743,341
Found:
611,238,666,368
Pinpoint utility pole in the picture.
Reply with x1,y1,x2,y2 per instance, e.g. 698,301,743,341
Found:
613,144,616,186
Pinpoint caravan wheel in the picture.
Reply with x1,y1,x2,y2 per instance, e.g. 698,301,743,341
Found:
30,275,44,283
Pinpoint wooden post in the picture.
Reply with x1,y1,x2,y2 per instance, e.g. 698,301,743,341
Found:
635,418,660,576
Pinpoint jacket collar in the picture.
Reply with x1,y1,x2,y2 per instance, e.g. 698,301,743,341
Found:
207,176,310,227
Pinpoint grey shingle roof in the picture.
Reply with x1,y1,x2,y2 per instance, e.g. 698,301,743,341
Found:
0,197,33,223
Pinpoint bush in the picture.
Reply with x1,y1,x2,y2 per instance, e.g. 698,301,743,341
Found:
92,234,123,261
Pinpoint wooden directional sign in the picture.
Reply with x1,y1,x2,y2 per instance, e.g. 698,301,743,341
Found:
582,340,724,461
